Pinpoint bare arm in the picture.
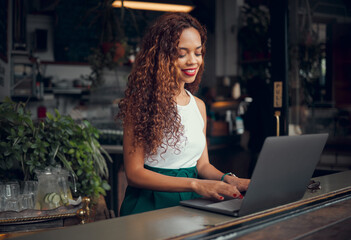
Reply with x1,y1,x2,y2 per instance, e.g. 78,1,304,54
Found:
194,97,250,193
123,118,243,200
123,122,195,192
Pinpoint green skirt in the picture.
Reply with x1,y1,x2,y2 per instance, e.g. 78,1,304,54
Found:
120,165,201,216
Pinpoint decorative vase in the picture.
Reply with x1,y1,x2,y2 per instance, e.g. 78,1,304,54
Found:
101,42,125,63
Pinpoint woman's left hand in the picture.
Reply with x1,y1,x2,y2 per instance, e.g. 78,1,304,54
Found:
224,175,250,192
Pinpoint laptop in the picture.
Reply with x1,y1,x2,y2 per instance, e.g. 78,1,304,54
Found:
180,133,329,217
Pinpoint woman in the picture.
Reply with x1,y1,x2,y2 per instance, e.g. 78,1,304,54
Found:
118,12,250,216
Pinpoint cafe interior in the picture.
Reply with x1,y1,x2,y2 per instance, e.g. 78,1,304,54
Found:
1,0,351,239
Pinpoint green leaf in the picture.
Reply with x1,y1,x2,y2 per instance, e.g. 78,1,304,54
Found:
66,128,73,135
51,145,59,162
4,150,11,156
18,107,24,115
22,146,28,153
57,152,77,180
29,165,35,173
5,159,13,168
97,187,106,196
46,112,54,120
54,109,61,118
77,159,83,166
24,117,34,130
102,181,111,191
18,126,24,136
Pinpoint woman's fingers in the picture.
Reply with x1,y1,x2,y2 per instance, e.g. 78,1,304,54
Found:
224,176,251,192
193,180,242,200
212,193,224,201
237,178,250,192
217,182,241,199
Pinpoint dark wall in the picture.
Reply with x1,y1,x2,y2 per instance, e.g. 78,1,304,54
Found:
53,0,163,63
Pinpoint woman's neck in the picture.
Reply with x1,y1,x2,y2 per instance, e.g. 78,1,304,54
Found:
175,88,190,106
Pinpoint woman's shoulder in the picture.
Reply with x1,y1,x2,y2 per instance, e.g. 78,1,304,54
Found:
193,95,205,107
193,95,206,116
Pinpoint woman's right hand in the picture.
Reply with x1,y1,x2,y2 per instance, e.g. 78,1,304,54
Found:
190,179,242,201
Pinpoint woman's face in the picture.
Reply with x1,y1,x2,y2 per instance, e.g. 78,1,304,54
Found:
176,27,203,85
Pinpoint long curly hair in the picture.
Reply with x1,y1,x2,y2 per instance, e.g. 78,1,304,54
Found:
118,12,207,158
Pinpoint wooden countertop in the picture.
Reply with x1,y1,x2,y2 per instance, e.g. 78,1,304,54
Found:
2,171,351,240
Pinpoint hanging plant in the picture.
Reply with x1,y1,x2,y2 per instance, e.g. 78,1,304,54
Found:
85,41,128,88
79,0,132,88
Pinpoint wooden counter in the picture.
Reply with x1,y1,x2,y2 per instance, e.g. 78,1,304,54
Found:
2,171,351,240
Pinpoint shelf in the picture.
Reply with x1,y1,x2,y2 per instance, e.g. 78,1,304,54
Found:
11,50,31,56
51,88,90,95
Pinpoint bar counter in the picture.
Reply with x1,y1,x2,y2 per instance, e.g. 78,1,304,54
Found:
2,171,351,240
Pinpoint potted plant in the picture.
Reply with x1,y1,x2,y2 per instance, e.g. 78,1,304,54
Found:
0,98,112,201
82,0,130,88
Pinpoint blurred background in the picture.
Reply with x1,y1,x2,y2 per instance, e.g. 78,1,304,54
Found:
1,0,351,215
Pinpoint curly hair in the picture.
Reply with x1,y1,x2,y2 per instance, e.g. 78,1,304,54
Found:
118,12,207,158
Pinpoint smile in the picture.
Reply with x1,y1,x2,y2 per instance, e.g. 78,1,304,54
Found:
182,68,197,76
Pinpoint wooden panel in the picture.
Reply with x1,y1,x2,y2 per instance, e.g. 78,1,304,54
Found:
235,197,351,240
301,217,351,240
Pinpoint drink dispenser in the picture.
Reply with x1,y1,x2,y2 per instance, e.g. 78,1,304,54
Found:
34,167,73,210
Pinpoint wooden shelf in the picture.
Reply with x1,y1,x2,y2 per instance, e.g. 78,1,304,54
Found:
51,88,90,95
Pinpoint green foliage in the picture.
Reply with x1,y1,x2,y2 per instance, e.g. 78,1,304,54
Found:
0,98,112,198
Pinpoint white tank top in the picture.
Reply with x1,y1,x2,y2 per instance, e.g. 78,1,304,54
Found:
144,91,206,169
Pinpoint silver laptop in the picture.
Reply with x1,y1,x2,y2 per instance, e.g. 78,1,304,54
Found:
180,133,329,217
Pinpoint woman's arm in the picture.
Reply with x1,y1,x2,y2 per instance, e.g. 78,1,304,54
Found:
123,122,194,192
194,97,250,192
123,119,241,200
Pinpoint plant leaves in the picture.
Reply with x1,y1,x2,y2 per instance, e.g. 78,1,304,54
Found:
1,100,112,198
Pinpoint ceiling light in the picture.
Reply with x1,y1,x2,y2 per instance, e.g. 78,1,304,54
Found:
112,1,195,12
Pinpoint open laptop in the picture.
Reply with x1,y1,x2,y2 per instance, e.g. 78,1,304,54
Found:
180,133,329,217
